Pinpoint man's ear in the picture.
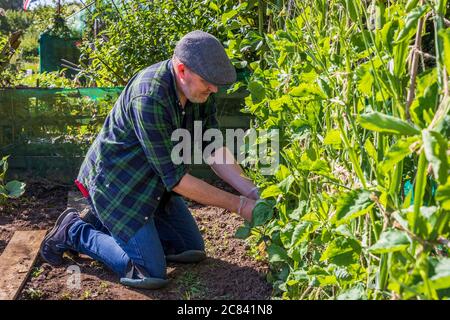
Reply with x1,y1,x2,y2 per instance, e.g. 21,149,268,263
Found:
177,63,186,78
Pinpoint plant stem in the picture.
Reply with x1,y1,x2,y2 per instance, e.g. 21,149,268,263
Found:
338,117,367,189
377,253,388,292
412,150,427,234
405,7,425,121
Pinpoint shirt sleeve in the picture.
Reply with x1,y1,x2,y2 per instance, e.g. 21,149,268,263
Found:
128,95,187,191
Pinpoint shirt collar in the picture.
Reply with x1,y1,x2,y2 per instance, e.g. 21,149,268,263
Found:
167,59,184,110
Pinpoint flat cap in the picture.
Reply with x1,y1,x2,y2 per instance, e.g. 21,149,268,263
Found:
174,30,236,86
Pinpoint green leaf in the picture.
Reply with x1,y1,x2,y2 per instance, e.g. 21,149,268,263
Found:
334,225,357,240
345,0,360,23
369,229,410,254
410,70,439,128
0,185,6,197
268,96,289,112
291,221,317,247
438,28,450,73
208,1,219,12
429,258,450,290
379,136,420,172
356,63,374,95
275,164,291,181
260,185,282,199
0,155,9,181
324,129,341,145
337,284,367,300
251,200,274,227
289,200,307,220
320,237,361,266
277,175,295,194
221,9,238,25
405,0,419,12
422,129,449,185
359,112,421,136
334,190,375,225
289,83,325,100
317,77,332,98
5,181,26,198
436,177,450,210
235,225,251,239
364,139,378,163
267,244,289,263
395,5,428,43
280,223,295,248
247,81,265,104
380,20,398,54
393,37,410,78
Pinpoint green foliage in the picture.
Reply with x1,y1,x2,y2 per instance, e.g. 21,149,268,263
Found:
77,0,267,86
78,0,218,86
0,156,25,203
0,9,33,34
239,0,450,300
0,5,79,87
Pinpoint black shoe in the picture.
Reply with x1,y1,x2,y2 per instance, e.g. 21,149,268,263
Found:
79,207,98,226
120,262,169,289
166,250,206,263
40,208,80,265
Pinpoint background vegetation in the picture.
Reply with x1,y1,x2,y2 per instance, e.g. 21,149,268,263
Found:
0,0,449,300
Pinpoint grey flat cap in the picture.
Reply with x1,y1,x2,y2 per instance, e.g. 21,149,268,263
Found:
174,30,236,86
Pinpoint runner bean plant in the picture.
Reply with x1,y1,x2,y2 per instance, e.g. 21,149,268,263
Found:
237,0,450,300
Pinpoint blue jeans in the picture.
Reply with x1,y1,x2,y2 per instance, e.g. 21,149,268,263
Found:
66,194,204,279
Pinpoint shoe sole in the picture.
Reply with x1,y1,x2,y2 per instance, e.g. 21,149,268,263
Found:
40,208,79,264
166,250,206,263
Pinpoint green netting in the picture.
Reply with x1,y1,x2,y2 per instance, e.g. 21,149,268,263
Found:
39,32,81,77
0,87,249,182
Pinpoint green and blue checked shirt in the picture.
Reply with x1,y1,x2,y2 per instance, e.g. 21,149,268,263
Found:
77,60,218,242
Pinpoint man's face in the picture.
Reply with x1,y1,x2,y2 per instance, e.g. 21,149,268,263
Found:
181,67,218,103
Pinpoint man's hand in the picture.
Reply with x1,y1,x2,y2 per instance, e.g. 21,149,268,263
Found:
239,196,256,222
245,187,260,200
173,174,255,220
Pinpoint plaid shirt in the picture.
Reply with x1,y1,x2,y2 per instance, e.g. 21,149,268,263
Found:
77,60,218,242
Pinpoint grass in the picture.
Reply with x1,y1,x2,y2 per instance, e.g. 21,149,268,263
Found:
31,267,44,278
24,288,44,300
177,271,206,300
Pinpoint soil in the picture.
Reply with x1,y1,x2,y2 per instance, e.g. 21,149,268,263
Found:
0,179,272,300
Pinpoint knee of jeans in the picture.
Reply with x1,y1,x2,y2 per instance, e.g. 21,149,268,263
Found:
186,236,205,252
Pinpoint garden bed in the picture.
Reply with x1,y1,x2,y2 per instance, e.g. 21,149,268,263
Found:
0,178,271,300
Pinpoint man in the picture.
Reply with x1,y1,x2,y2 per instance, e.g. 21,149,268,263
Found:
40,31,260,289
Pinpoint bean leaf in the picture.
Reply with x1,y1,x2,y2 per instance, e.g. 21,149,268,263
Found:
334,190,376,225
429,258,450,290
359,112,420,136
423,129,449,185
395,5,428,43
436,177,450,210
369,229,410,254
5,181,26,198
251,200,274,227
379,136,420,172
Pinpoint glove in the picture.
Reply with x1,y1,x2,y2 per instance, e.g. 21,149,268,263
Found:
246,187,260,200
